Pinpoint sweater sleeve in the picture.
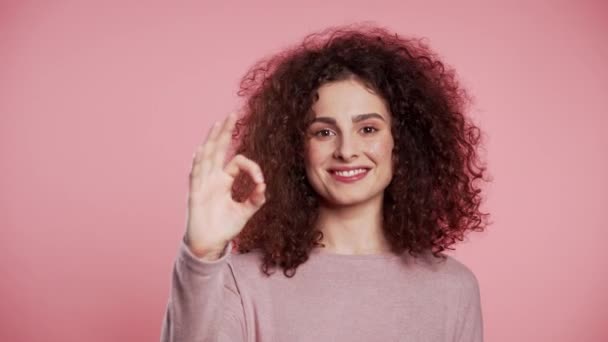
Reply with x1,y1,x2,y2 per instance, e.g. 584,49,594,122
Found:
160,238,246,342
455,272,484,342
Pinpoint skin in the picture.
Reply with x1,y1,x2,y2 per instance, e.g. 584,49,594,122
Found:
304,77,395,255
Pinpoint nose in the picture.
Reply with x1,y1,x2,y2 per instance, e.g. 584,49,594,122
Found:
332,135,358,161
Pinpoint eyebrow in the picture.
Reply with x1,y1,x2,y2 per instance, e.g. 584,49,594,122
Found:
309,113,386,125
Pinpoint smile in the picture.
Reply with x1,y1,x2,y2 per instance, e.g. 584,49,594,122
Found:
329,168,370,183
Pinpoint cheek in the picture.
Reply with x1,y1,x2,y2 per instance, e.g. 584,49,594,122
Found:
305,143,331,167
366,138,394,160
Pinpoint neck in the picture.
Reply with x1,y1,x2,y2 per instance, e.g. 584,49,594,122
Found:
314,194,391,255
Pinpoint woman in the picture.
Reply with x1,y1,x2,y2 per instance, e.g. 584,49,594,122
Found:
161,23,491,342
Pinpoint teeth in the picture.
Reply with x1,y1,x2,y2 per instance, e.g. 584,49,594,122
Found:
334,168,366,177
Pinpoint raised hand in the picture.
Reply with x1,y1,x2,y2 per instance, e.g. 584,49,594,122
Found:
184,112,266,260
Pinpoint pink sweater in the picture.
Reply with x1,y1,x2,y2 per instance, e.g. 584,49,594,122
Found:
160,239,483,341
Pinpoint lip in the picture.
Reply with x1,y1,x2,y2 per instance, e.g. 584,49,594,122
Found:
328,166,371,172
328,167,371,183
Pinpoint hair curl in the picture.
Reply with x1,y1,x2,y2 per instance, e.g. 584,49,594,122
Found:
230,22,491,278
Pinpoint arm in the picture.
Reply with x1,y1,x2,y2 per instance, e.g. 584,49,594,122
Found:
455,273,484,342
160,239,246,342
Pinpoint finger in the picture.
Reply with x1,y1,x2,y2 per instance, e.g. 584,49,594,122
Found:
213,112,238,167
192,143,205,166
224,154,264,183
191,143,211,177
188,162,202,189
198,114,233,172
209,112,236,146
245,182,266,208
207,118,224,144
192,120,222,168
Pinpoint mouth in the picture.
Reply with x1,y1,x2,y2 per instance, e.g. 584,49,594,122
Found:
328,167,371,183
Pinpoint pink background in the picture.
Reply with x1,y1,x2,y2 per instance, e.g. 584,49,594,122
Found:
1,1,606,341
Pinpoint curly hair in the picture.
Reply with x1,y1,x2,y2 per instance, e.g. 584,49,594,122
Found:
229,22,491,278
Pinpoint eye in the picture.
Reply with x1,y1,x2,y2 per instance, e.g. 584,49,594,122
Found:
314,129,335,137
361,126,378,134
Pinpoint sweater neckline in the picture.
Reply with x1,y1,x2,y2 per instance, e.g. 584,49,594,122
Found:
310,247,405,260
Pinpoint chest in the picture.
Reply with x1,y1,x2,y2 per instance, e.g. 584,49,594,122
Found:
242,268,460,342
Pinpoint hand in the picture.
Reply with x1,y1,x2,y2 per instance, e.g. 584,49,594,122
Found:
184,112,266,257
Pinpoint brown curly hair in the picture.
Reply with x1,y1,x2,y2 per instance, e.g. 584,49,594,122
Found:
229,22,491,278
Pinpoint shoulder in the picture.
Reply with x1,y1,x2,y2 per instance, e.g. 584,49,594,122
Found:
225,247,269,278
438,254,481,300
441,254,479,283
414,251,481,295
229,249,264,267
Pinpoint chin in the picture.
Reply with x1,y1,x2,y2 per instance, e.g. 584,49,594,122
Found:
322,192,379,207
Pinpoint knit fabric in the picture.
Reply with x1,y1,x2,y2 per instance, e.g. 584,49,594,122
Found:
160,239,483,342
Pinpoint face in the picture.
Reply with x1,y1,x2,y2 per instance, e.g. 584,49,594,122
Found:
304,78,395,207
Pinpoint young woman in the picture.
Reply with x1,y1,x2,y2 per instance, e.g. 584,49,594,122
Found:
161,23,491,342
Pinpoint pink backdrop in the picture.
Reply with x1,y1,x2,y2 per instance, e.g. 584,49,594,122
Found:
1,1,606,341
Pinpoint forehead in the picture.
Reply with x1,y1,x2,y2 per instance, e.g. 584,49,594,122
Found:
311,79,390,120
